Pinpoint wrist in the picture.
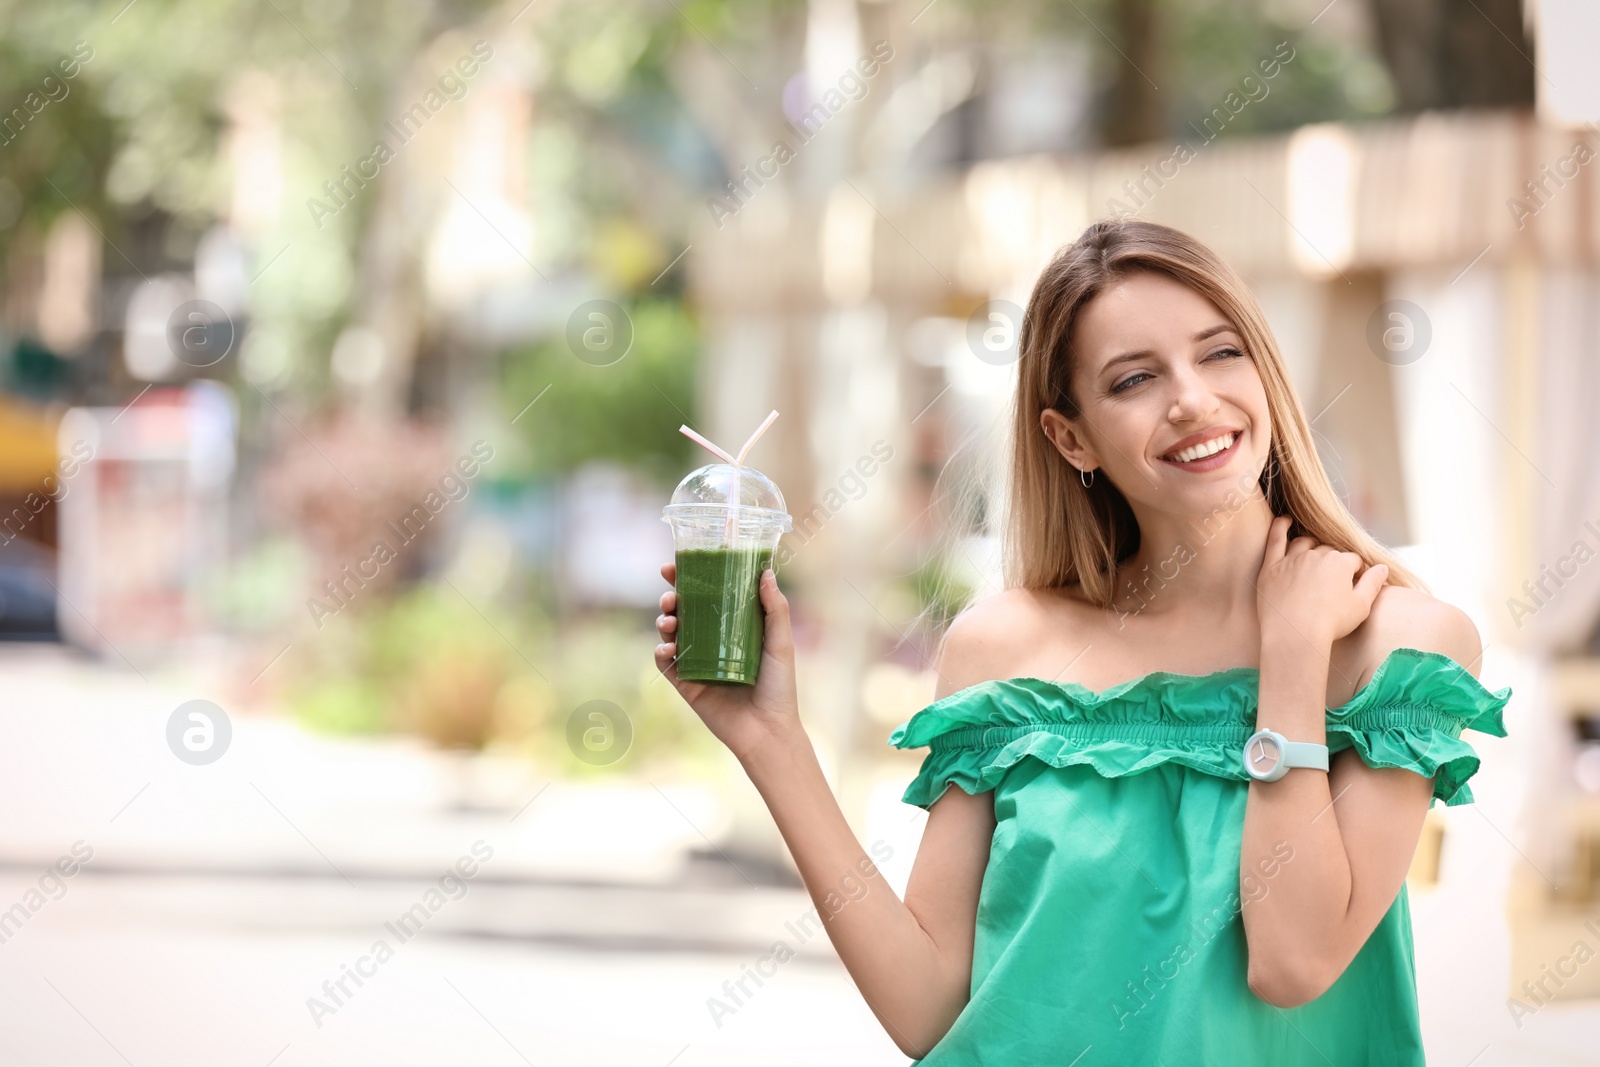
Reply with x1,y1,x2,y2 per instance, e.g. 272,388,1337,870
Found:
735,719,813,774
1260,625,1333,662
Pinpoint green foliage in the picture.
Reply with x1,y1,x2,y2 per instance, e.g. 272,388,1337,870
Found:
284,580,544,741
918,0,1399,142
912,550,977,634
1165,8,1395,136
498,295,697,486
0,0,493,394
292,674,388,735
284,580,719,775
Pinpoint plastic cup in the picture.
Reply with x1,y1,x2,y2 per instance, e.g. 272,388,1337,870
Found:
662,463,793,685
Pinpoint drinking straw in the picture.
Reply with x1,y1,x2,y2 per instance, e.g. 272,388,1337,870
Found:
678,410,780,544
677,426,737,465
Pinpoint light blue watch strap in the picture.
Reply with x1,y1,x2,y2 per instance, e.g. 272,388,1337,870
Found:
1281,738,1329,771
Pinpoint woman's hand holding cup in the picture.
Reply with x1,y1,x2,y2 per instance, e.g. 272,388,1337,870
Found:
655,561,804,763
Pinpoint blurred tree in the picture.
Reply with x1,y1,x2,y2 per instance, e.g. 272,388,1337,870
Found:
830,0,1404,160
498,295,697,485
1103,0,1166,147
1365,0,1535,111
0,0,500,407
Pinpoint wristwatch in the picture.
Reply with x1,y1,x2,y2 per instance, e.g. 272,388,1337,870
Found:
1242,728,1329,782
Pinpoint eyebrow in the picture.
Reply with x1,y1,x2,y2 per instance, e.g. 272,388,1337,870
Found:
1099,324,1238,377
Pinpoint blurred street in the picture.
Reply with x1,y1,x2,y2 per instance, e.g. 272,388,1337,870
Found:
0,644,908,1065
0,644,1589,1065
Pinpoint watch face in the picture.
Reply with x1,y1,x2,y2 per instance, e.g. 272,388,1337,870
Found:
1246,735,1282,776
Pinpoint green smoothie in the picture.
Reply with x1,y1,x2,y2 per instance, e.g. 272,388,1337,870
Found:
673,546,773,685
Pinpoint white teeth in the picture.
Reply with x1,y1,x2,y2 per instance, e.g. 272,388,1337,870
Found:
1167,432,1236,464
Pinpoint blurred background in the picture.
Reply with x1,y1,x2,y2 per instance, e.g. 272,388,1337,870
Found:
0,0,1596,1062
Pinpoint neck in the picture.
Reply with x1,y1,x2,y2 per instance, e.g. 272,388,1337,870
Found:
1110,489,1276,622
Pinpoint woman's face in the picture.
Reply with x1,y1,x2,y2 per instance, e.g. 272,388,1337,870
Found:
1041,269,1272,513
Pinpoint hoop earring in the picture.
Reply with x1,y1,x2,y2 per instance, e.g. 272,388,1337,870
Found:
1080,467,1095,488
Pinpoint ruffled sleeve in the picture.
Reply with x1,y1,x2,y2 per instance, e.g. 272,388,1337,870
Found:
886,671,1263,810
1323,647,1510,808
886,648,1512,811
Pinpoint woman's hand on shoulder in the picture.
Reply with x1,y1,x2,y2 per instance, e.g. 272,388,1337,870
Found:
1343,582,1485,688
1255,515,1389,650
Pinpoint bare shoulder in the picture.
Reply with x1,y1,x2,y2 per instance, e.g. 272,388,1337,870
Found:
1348,582,1484,685
933,586,1078,700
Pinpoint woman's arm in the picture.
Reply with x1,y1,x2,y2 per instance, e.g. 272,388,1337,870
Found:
741,739,993,1055
655,564,994,1057
1241,519,1480,1005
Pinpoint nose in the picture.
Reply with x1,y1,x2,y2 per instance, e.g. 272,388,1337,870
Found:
1167,361,1221,424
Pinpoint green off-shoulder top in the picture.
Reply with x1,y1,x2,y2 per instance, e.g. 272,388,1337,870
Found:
886,646,1511,1066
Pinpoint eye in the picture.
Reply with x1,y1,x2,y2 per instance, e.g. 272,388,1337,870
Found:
1110,347,1245,395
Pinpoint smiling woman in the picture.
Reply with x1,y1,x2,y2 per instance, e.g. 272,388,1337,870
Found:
1015,225,1422,606
654,217,1512,1067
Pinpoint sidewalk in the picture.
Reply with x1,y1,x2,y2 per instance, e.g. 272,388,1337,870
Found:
0,643,909,1066
3,642,1595,1066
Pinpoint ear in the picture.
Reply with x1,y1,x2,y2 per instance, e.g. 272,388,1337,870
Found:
1039,408,1098,473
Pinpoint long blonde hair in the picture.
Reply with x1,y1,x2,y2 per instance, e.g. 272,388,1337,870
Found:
915,218,1423,651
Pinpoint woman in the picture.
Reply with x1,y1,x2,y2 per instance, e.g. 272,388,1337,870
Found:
653,218,1511,1064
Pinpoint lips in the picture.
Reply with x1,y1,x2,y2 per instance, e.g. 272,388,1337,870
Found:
1161,427,1240,463
1164,428,1248,470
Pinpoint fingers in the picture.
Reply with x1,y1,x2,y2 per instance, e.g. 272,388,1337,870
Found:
1262,514,1290,566
653,638,682,687
1355,562,1390,602
657,586,677,644
660,561,676,583
757,567,793,659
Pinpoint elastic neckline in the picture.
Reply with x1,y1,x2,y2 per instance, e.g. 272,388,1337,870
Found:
929,645,1491,714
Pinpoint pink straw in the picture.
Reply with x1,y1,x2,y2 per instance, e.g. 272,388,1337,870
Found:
678,411,780,543
678,425,737,465
735,410,779,464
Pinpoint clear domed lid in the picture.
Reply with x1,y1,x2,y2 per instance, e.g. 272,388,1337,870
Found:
662,463,791,530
